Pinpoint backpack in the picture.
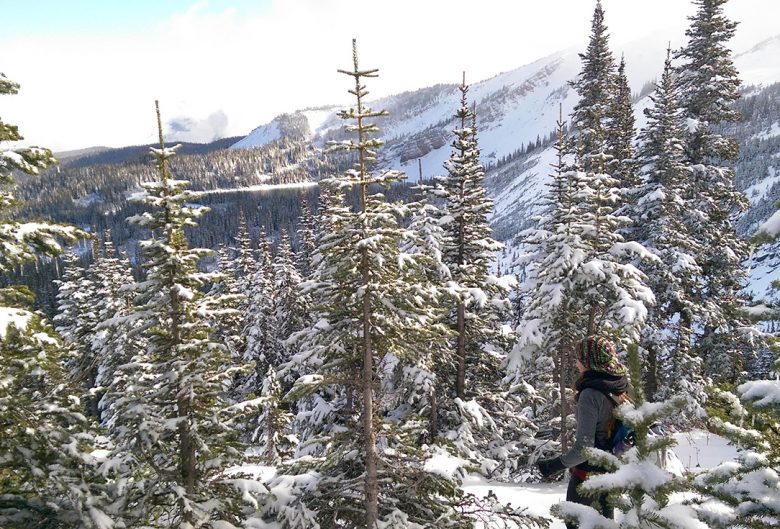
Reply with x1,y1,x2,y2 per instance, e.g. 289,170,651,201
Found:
603,392,636,457
602,391,683,475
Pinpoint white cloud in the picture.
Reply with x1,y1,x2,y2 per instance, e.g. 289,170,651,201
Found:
167,109,229,143
1,0,777,151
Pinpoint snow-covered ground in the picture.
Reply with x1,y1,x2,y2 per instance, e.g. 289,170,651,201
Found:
201,181,319,195
462,430,738,528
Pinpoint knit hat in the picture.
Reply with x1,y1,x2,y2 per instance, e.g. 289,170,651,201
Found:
576,336,627,376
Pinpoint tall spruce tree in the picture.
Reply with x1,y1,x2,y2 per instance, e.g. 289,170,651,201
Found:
239,231,278,405
569,0,616,173
606,56,639,201
296,197,317,278
105,101,262,527
432,74,534,476
510,107,583,457
439,73,512,402
90,236,139,425
676,0,754,383
630,49,705,403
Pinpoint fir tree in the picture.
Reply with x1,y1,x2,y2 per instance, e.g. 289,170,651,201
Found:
569,0,616,173
235,209,255,284
296,197,317,279
209,244,245,364
606,56,639,199
90,235,138,424
510,107,583,457
430,74,533,476
630,49,705,403
439,73,512,402
239,230,278,405
106,101,261,527
676,0,754,383
0,70,107,528
696,383,780,528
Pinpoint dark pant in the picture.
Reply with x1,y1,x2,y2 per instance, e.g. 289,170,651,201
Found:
565,473,614,529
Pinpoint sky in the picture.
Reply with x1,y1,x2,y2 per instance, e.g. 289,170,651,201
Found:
1,0,778,152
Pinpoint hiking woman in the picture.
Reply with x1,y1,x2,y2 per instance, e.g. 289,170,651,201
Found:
536,336,630,527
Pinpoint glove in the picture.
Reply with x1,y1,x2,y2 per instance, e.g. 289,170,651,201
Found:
537,456,566,477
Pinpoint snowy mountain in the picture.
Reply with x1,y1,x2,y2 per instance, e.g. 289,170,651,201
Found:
231,31,780,301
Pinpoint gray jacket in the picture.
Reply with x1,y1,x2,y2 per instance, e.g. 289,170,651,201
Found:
560,387,615,468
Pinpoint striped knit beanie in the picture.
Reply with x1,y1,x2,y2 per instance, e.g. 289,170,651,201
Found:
576,336,627,376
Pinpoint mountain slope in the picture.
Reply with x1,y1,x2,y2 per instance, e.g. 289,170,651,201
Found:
229,32,780,302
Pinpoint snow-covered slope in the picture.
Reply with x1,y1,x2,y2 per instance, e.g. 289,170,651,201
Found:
231,32,780,299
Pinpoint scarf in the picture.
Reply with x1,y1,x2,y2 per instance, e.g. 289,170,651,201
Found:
575,370,630,401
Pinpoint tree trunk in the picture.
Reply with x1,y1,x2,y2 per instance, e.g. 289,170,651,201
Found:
645,345,658,401
171,279,196,525
559,345,569,451
362,249,378,527
429,382,439,441
455,302,467,400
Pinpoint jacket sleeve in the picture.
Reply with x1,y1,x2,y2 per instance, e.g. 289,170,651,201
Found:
560,388,603,468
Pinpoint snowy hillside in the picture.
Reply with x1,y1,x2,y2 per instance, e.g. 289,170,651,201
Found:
230,32,780,299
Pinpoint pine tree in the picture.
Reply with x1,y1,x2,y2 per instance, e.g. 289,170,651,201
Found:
630,49,705,403
296,197,316,278
696,383,780,528
552,346,702,529
402,181,451,441
239,230,278,405
439,73,512,402
606,56,639,200
90,235,138,424
676,0,754,383
105,101,261,527
429,74,533,476
510,107,583,458
210,244,245,363
569,0,616,173
0,70,108,528
235,209,255,284
272,40,544,529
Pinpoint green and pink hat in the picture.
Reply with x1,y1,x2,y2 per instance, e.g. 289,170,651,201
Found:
576,336,627,377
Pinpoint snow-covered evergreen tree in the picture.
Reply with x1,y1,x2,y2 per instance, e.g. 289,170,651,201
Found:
233,210,255,296
401,181,451,440
90,235,139,424
695,383,780,528
296,197,316,279
105,102,261,527
0,70,108,528
510,108,582,458
427,74,536,476
438,74,513,401
607,56,639,200
0,288,112,529
569,0,616,173
629,49,705,403
273,230,308,389
0,74,81,269
54,249,95,381
239,231,278,403
676,0,754,383
210,244,245,363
